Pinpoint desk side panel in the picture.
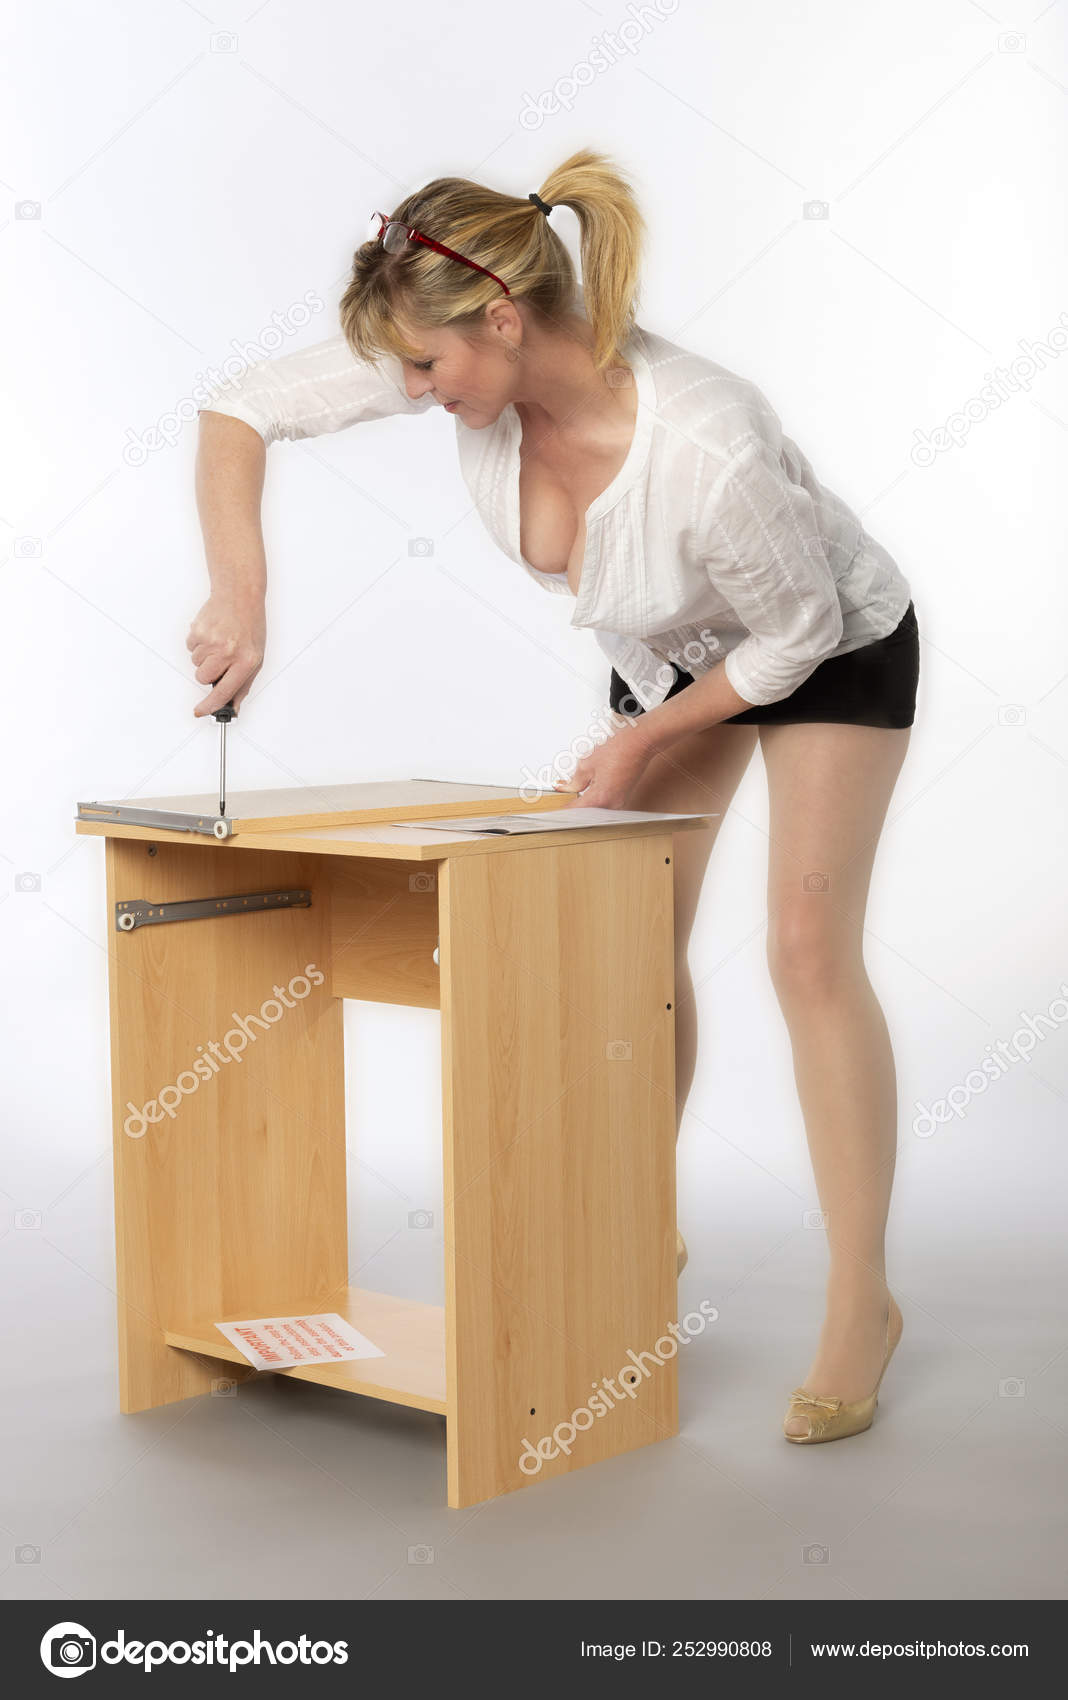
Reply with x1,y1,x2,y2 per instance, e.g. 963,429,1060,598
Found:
439,833,679,1507
105,838,347,1413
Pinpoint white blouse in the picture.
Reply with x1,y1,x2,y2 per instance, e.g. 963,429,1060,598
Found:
199,316,912,710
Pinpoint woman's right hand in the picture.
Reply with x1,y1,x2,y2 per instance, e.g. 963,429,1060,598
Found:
186,594,266,717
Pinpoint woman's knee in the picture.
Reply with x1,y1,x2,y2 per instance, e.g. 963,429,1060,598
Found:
766,897,857,1000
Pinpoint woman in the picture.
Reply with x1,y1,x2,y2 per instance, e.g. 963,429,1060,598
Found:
190,149,914,1445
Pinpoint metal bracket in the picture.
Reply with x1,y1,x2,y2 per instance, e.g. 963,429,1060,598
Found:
78,802,235,839
115,889,312,932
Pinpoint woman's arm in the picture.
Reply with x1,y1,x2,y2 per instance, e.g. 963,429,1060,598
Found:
557,436,844,805
697,436,844,709
622,663,756,756
554,665,755,808
188,411,268,717
187,333,437,716
621,440,844,758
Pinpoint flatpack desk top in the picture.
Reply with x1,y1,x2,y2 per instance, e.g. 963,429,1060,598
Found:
76,777,716,858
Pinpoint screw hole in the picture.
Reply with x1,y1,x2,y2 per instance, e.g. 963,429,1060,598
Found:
147,845,158,857
666,1003,672,1010
530,1407,535,1415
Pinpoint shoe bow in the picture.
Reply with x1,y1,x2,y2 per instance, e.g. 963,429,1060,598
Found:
787,1388,842,1413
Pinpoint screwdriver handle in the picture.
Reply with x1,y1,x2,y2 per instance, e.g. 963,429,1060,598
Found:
210,678,236,723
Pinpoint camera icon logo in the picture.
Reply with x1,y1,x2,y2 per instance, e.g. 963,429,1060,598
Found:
408,1208,434,1229
803,200,830,220
801,871,829,894
15,537,42,557
15,871,41,893
408,536,434,557
16,201,41,220
40,1622,96,1677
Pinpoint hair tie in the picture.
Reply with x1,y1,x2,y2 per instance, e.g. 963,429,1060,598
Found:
528,192,553,216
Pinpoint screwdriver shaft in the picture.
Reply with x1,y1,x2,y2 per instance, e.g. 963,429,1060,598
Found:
211,681,235,821
208,686,232,826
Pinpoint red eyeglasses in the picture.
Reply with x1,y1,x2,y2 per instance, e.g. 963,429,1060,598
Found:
368,210,511,297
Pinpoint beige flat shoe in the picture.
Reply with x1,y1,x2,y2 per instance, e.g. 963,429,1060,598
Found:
783,1292,903,1444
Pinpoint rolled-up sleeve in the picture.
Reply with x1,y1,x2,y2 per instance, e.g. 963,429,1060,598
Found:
698,437,844,706
197,333,436,446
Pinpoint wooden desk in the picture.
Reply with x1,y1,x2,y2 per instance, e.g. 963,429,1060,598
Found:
76,780,715,1506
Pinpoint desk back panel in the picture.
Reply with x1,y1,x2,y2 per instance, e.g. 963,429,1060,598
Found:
329,858,441,1007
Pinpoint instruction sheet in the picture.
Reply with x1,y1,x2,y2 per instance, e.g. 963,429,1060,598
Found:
400,807,708,835
215,1312,384,1371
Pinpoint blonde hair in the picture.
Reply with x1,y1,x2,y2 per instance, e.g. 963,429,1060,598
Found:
339,148,645,374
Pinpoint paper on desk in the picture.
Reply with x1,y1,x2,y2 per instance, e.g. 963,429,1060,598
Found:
215,1312,384,1371
399,807,709,835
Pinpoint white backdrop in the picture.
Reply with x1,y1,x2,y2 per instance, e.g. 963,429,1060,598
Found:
2,0,1066,1600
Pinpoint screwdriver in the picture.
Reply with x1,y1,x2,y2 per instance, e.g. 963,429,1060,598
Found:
211,685,236,818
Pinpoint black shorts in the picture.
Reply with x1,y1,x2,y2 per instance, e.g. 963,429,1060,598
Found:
609,600,920,730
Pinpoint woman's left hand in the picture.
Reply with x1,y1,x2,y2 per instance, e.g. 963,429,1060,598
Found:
553,723,656,810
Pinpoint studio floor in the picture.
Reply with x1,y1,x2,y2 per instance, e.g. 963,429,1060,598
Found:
3,1213,1063,1602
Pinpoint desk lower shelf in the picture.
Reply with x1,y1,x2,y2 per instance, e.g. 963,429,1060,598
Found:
162,1286,446,1416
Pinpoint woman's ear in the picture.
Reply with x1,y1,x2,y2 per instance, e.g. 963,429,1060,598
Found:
483,297,524,350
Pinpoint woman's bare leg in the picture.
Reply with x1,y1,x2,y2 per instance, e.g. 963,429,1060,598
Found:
758,721,911,1422
621,715,759,1133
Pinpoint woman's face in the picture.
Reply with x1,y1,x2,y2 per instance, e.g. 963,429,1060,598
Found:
393,314,519,428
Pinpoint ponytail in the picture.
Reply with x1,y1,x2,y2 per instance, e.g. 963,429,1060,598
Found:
535,148,646,370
